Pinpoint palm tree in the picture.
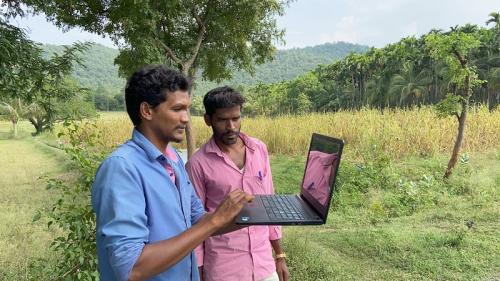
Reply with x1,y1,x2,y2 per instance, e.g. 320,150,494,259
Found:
486,12,500,53
486,12,500,29
388,62,431,107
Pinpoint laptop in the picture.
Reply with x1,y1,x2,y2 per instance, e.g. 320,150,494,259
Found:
236,133,344,225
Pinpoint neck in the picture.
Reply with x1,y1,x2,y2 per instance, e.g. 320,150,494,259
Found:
137,126,169,153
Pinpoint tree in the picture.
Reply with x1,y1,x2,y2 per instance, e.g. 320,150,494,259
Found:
486,11,500,48
0,98,27,137
388,62,430,107
425,30,483,178
23,0,290,157
25,43,93,134
0,18,41,102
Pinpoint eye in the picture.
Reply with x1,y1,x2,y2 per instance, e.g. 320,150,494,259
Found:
172,106,184,112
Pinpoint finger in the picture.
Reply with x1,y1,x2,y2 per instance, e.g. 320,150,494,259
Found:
228,190,245,200
244,193,255,202
277,271,284,281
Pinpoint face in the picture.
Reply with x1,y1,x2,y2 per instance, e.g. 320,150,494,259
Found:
143,90,190,145
205,106,242,146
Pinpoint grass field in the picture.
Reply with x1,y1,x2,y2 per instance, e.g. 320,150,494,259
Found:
1,114,499,280
85,107,500,159
0,121,74,279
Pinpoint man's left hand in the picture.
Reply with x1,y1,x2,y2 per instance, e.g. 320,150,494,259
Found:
275,258,290,281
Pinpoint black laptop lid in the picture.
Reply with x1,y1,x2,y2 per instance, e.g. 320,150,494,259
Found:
300,133,344,221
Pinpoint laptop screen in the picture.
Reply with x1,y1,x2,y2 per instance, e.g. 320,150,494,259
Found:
300,133,343,220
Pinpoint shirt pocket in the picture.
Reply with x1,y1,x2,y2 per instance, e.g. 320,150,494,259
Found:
245,170,267,194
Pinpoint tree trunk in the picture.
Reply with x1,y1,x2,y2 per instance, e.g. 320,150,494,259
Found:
29,117,45,136
444,102,467,178
183,68,196,160
185,112,196,158
444,73,471,178
12,121,18,138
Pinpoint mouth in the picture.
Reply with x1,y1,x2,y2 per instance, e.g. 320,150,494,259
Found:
223,132,239,140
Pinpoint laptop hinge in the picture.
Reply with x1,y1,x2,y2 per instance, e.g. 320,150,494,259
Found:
296,194,321,219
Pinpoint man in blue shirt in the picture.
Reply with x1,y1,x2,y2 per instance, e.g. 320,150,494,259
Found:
92,65,253,281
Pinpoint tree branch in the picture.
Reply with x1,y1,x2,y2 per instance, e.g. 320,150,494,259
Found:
156,39,183,66
183,2,211,71
452,49,467,67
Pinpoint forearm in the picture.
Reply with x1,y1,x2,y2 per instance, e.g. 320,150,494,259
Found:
212,221,246,236
270,238,284,255
129,189,254,280
129,213,218,281
271,238,290,281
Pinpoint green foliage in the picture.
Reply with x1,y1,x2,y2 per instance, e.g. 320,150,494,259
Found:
23,0,290,85
0,18,42,100
195,42,369,95
434,93,462,118
0,18,96,135
243,17,499,115
32,121,105,280
41,42,368,102
425,31,483,90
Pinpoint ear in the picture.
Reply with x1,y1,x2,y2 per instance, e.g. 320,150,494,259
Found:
139,102,154,121
204,114,212,126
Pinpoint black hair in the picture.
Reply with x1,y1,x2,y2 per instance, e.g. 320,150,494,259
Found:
203,86,245,116
125,65,190,126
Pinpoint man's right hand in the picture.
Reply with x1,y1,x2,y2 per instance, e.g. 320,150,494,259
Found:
210,190,254,228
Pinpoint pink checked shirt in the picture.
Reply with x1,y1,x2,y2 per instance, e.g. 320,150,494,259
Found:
186,133,282,281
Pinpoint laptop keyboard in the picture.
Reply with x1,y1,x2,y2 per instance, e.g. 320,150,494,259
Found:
262,195,306,221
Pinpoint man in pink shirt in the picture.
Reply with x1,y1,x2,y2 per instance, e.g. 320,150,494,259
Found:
186,86,290,281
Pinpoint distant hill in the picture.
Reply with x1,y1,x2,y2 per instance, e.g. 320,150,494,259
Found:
42,41,369,96
196,42,369,94
42,44,124,93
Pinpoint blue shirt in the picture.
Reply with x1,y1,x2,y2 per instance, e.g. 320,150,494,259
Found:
92,129,206,281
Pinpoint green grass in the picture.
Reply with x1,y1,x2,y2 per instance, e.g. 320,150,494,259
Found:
272,152,500,281
0,122,73,280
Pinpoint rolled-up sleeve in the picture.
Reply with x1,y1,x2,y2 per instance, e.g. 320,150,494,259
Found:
92,157,149,281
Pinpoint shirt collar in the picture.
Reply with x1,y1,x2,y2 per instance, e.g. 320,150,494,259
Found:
132,128,165,162
204,132,257,157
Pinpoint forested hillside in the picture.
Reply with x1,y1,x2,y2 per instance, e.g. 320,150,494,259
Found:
42,44,124,93
42,42,368,99
196,42,369,94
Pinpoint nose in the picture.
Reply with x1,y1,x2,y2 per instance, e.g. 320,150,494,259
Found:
227,120,236,130
180,110,189,123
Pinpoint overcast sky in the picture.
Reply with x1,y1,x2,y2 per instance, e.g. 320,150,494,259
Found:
8,0,499,49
